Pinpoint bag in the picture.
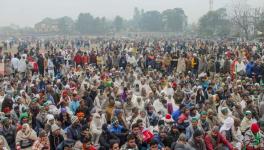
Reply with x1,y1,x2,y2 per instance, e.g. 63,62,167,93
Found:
20,139,33,148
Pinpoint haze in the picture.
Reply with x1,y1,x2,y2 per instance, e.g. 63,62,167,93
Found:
0,0,262,27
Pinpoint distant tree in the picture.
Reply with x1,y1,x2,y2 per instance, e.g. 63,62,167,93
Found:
76,13,94,34
162,8,187,32
113,16,124,32
198,8,231,37
57,16,74,34
139,10,163,31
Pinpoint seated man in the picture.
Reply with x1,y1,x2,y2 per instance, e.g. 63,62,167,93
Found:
109,117,128,145
204,126,234,150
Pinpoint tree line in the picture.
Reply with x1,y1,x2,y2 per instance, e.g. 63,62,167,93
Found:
1,2,264,39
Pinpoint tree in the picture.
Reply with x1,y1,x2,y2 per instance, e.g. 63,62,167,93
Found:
139,11,163,32
76,13,95,34
57,16,74,34
113,16,124,32
230,0,255,39
162,8,187,32
198,8,231,37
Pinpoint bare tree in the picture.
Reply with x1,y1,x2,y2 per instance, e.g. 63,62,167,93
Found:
231,0,252,39
230,0,264,39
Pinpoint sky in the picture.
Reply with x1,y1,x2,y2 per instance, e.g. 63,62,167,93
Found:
0,0,263,27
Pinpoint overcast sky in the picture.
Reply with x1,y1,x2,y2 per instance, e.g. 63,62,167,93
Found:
0,0,262,27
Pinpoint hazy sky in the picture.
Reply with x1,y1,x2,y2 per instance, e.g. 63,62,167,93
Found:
0,0,262,27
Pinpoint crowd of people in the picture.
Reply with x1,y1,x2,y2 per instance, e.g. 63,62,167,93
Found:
0,37,264,150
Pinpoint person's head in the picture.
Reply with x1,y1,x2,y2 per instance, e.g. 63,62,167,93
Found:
183,107,190,115
63,139,75,150
126,134,137,148
245,110,252,120
51,124,61,136
39,130,48,141
177,133,187,144
193,129,204,143
71,116,80,127
147,105,154,114
149,139,159,150
211,126,219,137
131,123,140,135
159,127,167,139
221,107,228,115
110,140,120,150
136,119,144,130
171,124,179,133
200,111,207,122
47,114,55,125
191,117,199,127
21,123,30,134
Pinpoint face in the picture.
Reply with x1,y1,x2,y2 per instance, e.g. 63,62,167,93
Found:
127,139,136,148
246,114,252,119
200,115,207,121
194,135,203,142
192,121,198,127
211,131,218,137
184,109,190,115
111,143,119,150
132,127,140,135
21,125,27,133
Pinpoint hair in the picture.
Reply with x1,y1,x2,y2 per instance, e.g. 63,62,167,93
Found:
149,139,159,146
136,119,143,124
109,140,119,149
178,133,187,142
131,123,139,129
127,134,136,141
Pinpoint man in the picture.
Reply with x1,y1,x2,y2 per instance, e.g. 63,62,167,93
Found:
241,111,256,134
0,117,16,149
120,134,138,150
99,124,119,150
198,112,209,132
244,123,264,149
204,126,234,150
186,117,203,140
37,54,45,77
11,54,19,76
188,129,206,150
109,117,128,145
49,124,64,150
18,56,27,78
66,116,82,141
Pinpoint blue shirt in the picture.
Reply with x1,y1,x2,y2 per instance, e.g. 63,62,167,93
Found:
172,109,181,121
109,124,124,134
69,100,80,114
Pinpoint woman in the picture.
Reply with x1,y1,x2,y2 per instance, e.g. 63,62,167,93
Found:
32,130,50,150
16,123,37,150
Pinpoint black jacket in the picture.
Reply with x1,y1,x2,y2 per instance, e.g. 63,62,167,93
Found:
49,134,64,150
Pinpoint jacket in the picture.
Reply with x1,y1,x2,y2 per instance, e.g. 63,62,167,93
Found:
49,134,64,150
